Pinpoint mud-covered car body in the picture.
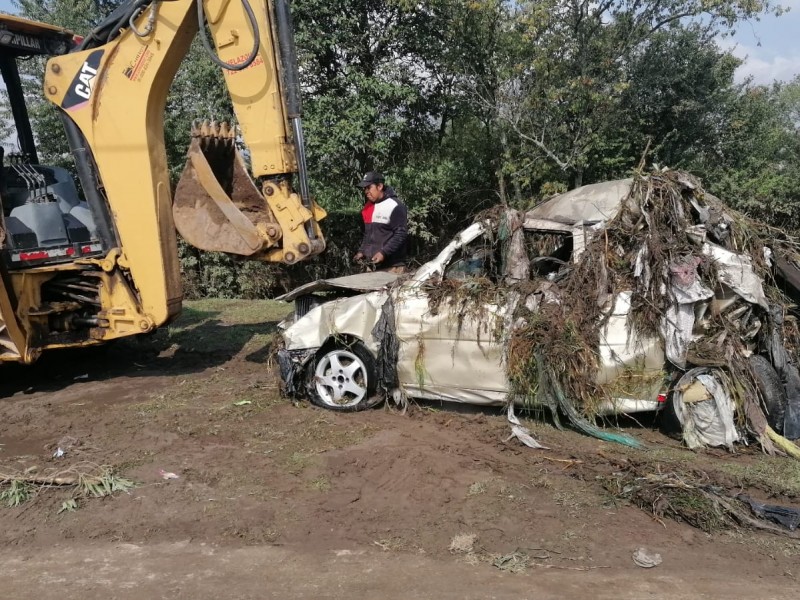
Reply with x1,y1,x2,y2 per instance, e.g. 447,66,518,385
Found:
277,179,782,422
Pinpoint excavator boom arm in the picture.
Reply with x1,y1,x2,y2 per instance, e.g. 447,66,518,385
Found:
41,0,325,329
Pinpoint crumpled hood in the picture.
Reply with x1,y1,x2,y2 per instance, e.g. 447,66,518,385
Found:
282,289,389,353
276,271,401,302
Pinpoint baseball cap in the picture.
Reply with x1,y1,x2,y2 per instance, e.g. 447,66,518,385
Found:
356,171,385,188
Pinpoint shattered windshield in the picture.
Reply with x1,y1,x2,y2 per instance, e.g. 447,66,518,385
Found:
444,235,501,282
526,231,573,279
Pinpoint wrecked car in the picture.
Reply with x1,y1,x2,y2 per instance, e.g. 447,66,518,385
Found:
278,171,800,452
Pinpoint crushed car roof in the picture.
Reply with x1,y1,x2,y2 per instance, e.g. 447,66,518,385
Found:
525,179,632,225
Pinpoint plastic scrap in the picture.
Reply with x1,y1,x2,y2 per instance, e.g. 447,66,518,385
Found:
538,360,644,449
52,448,65,458
672,369,740,450
659,261,713,369
740,495,800,531
782,365,800,440
159,469,180,480
702,243,768,309
632,547,662,568
506,404,549,449
372,296,400,397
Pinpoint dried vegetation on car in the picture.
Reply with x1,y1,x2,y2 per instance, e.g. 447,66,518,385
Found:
414,169,800,457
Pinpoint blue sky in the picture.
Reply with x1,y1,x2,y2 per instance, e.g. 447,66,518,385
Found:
721,0,800,83
0,0,796,84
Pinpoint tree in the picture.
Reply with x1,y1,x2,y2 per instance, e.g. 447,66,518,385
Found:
588,27,742,182
706,80,800,227
475,0,781,190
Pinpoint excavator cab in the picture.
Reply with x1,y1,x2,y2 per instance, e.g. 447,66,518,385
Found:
0,16,104,270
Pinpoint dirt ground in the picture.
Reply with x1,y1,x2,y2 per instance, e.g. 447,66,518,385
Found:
2,299,800,599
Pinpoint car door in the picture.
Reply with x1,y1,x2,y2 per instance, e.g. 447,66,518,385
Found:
393,234,508,405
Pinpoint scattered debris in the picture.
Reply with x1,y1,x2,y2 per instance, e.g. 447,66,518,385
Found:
73,374,89,381
540,456,583,469
505,404,548,449
0,464,134,511
489,547,608,572
233,400,252,406
449,533,478,554
604,464,800,538
492,549,532,573
49,436,80,460
159,469,180,480
632,547,663,568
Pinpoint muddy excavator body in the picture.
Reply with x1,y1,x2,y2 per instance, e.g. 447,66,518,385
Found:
0,1,326,365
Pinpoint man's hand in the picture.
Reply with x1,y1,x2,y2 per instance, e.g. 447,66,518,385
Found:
371,251,385,264
354,252,364,261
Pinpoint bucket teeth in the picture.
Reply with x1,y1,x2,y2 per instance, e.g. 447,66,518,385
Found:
191,119,235,140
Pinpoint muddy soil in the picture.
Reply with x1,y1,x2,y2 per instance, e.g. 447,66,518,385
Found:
1,301,799,598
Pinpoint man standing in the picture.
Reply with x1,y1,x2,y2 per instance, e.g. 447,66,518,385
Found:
354,171,408,273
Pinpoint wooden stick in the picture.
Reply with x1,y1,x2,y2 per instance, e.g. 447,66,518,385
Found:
540,456,583,466
0,474,79,486
531,563,610,571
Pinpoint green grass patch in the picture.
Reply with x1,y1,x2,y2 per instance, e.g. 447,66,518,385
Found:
311,476,331,492
181,299,291,326
718,458,800,497
126,299,291,357
0,479,31,507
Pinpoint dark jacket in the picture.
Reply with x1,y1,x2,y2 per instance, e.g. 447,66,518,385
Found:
358,186,408,267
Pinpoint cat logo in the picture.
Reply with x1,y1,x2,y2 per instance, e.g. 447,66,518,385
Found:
73,61,98,100
62,49,104,111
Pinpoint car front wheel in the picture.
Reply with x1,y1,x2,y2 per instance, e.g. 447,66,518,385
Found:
308,342,377,412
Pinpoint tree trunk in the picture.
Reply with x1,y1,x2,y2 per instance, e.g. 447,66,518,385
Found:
497,129,510,204
572,167,583,189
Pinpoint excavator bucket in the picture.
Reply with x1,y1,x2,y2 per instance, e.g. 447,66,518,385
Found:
173,121,280,256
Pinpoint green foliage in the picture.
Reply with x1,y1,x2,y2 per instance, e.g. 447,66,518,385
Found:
293,0,497,237
705,81,800,227
590,27,743,181
178,239,286,299
77,469,134,498
0,479,31,507
58,498,78,513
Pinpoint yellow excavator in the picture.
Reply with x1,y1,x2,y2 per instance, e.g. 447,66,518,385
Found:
0,0,326,364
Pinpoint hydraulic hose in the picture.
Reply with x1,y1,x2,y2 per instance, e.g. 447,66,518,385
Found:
196,0,261,71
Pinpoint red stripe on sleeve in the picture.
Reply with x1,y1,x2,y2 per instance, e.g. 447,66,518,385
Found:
361,202,375,224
